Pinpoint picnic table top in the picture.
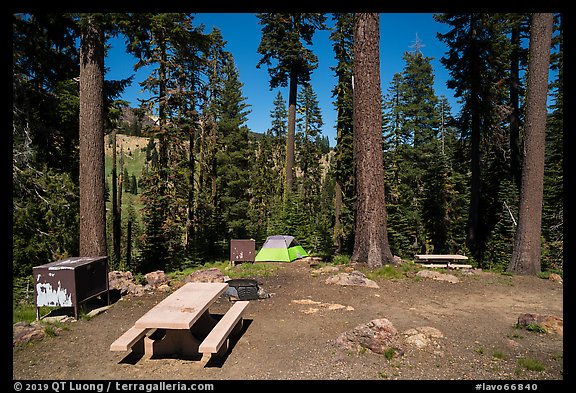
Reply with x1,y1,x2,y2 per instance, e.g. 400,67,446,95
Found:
415,254,469,260
134,282,228,330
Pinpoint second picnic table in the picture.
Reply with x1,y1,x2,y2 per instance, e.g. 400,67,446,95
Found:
110,282,249,362
414,254,471,269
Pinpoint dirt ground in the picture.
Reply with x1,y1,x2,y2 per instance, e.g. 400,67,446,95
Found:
13,259,564,382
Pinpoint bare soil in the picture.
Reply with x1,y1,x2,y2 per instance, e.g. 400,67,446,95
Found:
13,260,564,382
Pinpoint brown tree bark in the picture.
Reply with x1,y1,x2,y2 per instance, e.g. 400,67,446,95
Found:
508,13,553,275
285,69,297,199
350,13,394,268
79,15,107,257
111,130,121,262
509,20,522,188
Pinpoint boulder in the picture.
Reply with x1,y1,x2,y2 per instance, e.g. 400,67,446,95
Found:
325,270,380,288
402,326,444,349
548,273,563,284
334,318,403,357
13,321,64,347
108,271,144,296
416,269,460,283
144,270,168,289
517,313,563,335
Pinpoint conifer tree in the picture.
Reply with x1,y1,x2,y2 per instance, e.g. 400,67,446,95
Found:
214,53,253,244
257,13,326,198
435,13,509,263
78,13,107,257
330,13,355,255
122,13,206,271
351,13,394,268
295,84,324,250
509,13,554,275
270,91,288,138
541,14,563,271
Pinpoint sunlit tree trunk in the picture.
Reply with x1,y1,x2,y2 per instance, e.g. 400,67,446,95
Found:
350,13,394,268
79,14,107,257
508,13,553,275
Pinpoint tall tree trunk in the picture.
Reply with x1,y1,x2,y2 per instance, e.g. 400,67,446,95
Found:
509,21,522,188
333,181,343,254
186,120,196,251
508,13,553,275
350,13,394,268
466,14,482,260
79,15,107,257
112,129,121,262
285,70,297,199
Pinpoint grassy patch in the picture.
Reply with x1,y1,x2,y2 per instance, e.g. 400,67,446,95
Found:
550,352,563,361
514,322,547,334
517,357,545,372
383,348,396,361
492,349,507,360
167,260,281,282
331,254,350,265
13,304,38,324
364,264,415,280
228,262,282,278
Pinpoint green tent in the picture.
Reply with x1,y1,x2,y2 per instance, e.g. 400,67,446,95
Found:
254,235,308,262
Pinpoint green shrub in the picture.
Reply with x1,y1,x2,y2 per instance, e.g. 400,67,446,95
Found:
517,357,545,372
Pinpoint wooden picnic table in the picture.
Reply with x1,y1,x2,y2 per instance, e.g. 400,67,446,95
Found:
414,254,472,269
110,282,249,363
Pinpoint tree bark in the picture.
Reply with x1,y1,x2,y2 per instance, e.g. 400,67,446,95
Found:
285,69,297,198
509,21,522,188
112,130,121,262
466,14,482,260
79,15,107,257
508,13,553,275
350,13,394,268
333,181,343,254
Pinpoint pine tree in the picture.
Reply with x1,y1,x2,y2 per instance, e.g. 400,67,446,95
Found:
541,14,563,271
399,51,439,147
295,84,324,251
351,13,394,268
257,13,326,198
122,13,206,271
214,53,253,244
13,14,82,276
330,13,355,255
296,85,323,204
509,13,554,275
435,13,510,263
270,91,287,138
79,14,107,257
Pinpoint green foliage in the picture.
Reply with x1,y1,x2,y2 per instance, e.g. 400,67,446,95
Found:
13,165,80,277
517,357,545,372
331,254,350,265
383,348,396,360
365,265,408,280
330,13,355,256
383,51,469,259
256,13,326,89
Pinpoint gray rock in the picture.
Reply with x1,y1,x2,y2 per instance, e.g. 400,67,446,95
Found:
334,318,404,356
325,270,380,288
416,269,460,283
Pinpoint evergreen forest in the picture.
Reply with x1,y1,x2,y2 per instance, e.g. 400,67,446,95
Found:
13,13,563,283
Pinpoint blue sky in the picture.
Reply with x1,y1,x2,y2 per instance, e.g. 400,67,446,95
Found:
105,13,459,147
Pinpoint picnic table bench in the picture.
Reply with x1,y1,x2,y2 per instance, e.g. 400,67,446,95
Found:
414,254,472,269
110,282,249,364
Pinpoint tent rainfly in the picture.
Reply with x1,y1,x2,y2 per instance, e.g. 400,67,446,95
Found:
254,235,308,262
